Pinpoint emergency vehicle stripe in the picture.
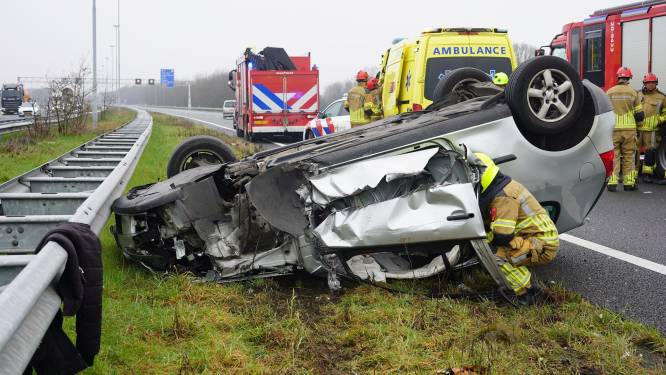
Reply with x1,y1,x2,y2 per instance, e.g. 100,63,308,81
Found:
311,126,322,137
254,83,289,110
252,95,271,111
316,121,324,136
290,86,318,110
253,87,283,112
326,118,335,134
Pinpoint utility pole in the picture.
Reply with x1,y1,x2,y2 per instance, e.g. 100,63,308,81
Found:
92,0,98,129
109,44,115,98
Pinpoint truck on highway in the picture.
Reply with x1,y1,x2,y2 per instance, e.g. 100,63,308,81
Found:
1,84,25,115
228,47,319,141
542,0,666,91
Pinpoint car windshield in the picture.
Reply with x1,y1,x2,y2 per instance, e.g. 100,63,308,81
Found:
424,57,513,100
224,101,235,108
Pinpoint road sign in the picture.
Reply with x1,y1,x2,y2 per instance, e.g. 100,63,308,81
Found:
135,78,142,85
148,79,155,85
160,68,174,88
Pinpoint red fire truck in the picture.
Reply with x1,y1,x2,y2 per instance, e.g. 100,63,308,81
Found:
544,0,666,91
228,47,319,142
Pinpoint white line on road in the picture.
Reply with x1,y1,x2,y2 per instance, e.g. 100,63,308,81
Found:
270,141,285,147
560,233,666,276
147,109,234,132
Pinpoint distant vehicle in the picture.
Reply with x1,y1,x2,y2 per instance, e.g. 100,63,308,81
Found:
228,47,320,141
378,27,517,116
1,84,24,115
542,0,666,91
222,99,236,119
18,102,39,117
303,98,350,139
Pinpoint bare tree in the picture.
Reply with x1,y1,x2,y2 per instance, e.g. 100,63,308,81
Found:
46,62,91,135
513,43,538,64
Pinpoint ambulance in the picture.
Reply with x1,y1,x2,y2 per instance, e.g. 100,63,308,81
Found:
380,28,517,115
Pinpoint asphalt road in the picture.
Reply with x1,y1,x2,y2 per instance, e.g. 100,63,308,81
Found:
138,106,288,150
138,106,666,333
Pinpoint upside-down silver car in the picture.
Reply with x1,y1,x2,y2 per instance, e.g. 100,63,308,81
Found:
111,57,615,290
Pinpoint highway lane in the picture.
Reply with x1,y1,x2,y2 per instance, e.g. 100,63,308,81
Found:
137,106,666,333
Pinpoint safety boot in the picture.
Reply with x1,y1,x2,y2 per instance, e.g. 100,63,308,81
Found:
607,184,617,192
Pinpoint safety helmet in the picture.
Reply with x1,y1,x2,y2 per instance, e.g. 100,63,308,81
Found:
616,67,633,79
474,153,499,193
356,70,369,82
492,72,509,86
643,72,658,84
367,77,379,90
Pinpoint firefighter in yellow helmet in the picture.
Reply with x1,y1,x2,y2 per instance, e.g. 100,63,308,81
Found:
364,77,383,122
492,72,509,88
606,67,644,191
474,152,559,304
637,73,666,183
344,70,371,127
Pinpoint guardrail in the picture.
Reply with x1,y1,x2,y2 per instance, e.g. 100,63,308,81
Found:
0,119,32,136
0,109,152,374
144,105,223,112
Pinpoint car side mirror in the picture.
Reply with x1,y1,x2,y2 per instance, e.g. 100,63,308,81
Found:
535,48,545,57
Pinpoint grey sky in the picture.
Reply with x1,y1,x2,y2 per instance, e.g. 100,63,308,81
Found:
1,0,630,89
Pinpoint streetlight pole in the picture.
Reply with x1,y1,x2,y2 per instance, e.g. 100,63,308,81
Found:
92,0,98,129
109,44,115,99
113,24,119,101
117,0,120,103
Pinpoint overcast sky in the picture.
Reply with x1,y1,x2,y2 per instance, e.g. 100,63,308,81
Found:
1,0,630,88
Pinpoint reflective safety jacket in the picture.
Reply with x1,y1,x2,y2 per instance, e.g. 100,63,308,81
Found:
638,89,666,132
364,88,382,121
484,179,559,263
607,83,643,130
345,84,371,126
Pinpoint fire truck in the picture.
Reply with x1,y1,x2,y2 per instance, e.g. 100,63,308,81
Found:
544,0,666,91
228,47,319,142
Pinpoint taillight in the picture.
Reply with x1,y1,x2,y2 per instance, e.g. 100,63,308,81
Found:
412,103,423,111
599,150,614,177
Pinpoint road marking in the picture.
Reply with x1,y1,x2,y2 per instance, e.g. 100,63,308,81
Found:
146,108,235,132
270,141,285,147
560,233,666,276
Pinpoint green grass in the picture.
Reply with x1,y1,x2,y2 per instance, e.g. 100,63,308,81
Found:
0,108,135,184
49,112,666,374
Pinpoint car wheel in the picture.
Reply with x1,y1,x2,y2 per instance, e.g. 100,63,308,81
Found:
304,130,315,140
166,135,238,178
506,56,583,136
431,67,492,102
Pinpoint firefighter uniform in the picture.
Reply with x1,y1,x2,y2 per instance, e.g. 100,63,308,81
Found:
475,153,559,297
364,78,382,122
345,70,371,127
637,88,666,178
606,69,644,190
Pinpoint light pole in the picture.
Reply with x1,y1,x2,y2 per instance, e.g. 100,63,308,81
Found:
109,44,115,99
113,24,119,100
92,0,98,129
116,0,120,103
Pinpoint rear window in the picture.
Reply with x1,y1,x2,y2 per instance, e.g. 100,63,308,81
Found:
424,57,513,100
223,101,235,108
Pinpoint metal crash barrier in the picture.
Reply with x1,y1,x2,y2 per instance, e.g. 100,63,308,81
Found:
0,109,152,374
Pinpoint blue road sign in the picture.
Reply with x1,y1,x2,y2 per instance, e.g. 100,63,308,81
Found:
160,68,175,88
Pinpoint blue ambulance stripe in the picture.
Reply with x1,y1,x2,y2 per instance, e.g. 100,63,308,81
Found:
311,127,321,137
254,83,290,109
252,95,270,110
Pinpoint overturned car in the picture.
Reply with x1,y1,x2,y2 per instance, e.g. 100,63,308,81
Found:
111,57,615,290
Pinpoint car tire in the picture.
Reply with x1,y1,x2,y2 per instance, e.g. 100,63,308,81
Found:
431,68,492,102
166,135,237,178
304,130,315,140
506,56,584,136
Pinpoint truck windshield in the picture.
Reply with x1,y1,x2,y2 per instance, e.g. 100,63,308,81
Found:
2,91,21,99
424,57,513,100
551,46,566,60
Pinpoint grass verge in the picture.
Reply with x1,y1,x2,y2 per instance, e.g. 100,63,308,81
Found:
0,108,135,184
49,112,666,374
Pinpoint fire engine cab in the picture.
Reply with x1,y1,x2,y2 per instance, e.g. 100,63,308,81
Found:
228,47,319,141
544,0,666,91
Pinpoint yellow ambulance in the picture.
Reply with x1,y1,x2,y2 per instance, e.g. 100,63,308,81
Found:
379,28,518,116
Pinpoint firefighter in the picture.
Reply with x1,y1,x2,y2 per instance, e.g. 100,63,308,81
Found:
474,153,559,304
364,77,382,121
344,70,371,127
606,67,644,191
637,73,666,183
492,72,509,88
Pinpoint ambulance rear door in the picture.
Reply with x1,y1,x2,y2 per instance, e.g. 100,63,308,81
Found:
382,43,405,117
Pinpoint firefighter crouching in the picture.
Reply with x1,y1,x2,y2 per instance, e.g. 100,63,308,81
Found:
364,77,382,122
637,73,666,183
345,70,371,127
606,67,644,192
474,153,559,304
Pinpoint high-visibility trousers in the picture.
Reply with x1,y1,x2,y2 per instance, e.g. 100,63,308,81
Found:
610,130,637,186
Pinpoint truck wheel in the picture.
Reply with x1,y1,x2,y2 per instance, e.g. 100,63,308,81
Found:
431,68,492,102
506,56,583,136
166,136,237,178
